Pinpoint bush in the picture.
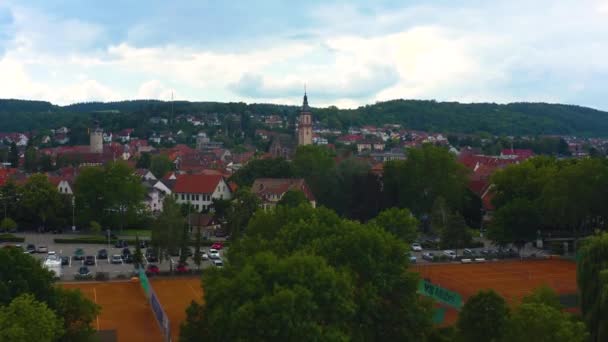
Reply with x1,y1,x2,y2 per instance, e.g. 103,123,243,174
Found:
0,217,17,232
95,272,109,281
0,233,25,243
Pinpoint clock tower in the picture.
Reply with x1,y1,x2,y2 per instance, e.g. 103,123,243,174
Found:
297,91,313,146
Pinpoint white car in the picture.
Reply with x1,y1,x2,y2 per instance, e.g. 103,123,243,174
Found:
209,249,220,260
37,245,48,253
111,254,123,264
411,243,423,252
443,250,457,259
212,259,224,268
202,253,209,260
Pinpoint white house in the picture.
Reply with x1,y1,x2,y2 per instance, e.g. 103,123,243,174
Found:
57,180,74,195
172,174,232,212
251,178,316,210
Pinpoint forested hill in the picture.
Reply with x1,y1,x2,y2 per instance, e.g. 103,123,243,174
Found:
1,98,607,136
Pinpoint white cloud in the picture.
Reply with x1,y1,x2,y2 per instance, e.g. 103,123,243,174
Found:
137,80,175,100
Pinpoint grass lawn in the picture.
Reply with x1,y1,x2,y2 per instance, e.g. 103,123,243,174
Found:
119,229,152,237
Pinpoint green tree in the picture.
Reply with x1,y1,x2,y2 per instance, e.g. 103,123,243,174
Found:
457,290,509,342
577,232,608,342
521,286,562,310
229,158,294,187
151,197,184,263
0,294,63,342
181,252,356,342
24,146,38,172
383,144,469,216
277,190,309,208
488,198,541,251
136,152,151,169
504,302,587,342
193,227,202,270
0,247,99,341
75,162,146,229
38,153,54,172
221,205,434,341
19,173,61,229
89,221,101,235
369,207,419,243
133,235,144,267
226,187,260,239
430,196,449,235
0,217,17,232
8,142,19,168
49,287,100,342
440,212,472,251
179,225,190,264
292,145,336,207
150,154,173,179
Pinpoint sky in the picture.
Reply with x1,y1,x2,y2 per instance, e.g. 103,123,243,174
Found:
0,0,607,110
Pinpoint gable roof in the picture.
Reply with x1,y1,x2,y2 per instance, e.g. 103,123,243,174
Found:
251,178,315,202
173,174,224,194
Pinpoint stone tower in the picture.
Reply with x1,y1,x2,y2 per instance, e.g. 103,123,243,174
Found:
90,128,103,154
297,91,313,146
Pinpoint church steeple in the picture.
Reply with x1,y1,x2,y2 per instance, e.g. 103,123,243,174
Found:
297,88,313,146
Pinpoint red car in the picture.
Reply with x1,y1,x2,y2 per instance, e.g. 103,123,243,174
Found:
176,263,189,273
211,242,224,250
146,264,160,276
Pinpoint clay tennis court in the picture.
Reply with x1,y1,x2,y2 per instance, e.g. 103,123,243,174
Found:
413,259,577,325
151,278,204,342
62,281,162,342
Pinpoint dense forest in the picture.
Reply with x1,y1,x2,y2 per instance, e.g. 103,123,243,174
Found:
1,98,607,136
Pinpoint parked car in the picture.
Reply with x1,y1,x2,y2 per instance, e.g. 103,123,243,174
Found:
214,229,228,238
122,248,131,257
84,255,96,266
97,249,108,260
111,254,123,264
123,254,134,264
202,252,209,260
73,248,85,260
212,259,224,268
176,263,189,273
37,245,48,253
422,252,435,261
61,256,70,266
443,250,457,260
409,255,417,263
25,244,36,254
183,248,193,257
145,250,158,262
139,240,148,249
52,228,63,234
78,266,91,277
411,243,423,252
115,240,128,248
211,242,224,250
146,264,160,276
463,248,474,256
209,249,220,259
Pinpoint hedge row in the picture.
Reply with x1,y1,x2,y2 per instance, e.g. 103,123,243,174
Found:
0,234,25,243
54,236,229,247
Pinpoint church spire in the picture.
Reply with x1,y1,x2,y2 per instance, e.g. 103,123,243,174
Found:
302,86,310,112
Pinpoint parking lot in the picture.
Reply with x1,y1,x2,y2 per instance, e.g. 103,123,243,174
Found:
10,233,222,280
409,242,548,264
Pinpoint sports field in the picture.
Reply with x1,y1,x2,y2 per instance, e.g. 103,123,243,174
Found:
151,278,204,342
413,259,577,325
62,277,203,342
62,281,162,342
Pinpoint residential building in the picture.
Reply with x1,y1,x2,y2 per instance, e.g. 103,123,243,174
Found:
251,178,316,210
172,174,232,212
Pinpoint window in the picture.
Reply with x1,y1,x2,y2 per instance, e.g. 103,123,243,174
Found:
181,194,185,200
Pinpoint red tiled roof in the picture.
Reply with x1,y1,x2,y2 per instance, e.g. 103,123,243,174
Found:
173,174,223,194
251,178,315,202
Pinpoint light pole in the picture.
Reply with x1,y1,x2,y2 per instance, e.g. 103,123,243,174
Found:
71,196,76,232
107,229,111,250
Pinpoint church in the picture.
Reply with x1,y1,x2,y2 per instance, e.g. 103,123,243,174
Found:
269,91,312,159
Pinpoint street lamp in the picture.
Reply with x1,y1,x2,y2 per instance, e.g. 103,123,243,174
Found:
71,196,76,232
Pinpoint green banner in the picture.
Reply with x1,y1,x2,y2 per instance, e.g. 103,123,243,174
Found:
418,280,463,309
139,267,151,298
